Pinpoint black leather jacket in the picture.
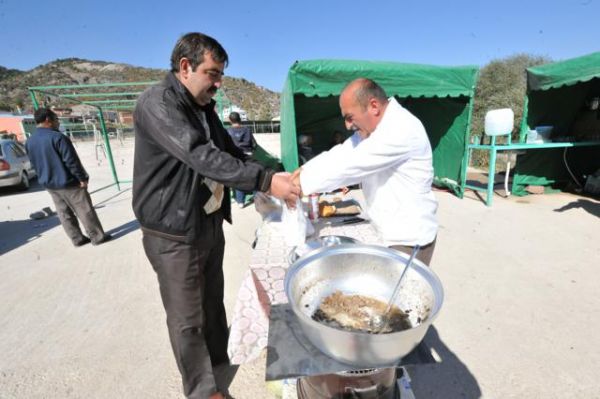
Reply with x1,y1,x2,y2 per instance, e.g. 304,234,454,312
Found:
132,73,274,242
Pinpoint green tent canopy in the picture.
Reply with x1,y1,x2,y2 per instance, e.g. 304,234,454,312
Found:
513,52,600,195
526,52,600,92
280,59,479,195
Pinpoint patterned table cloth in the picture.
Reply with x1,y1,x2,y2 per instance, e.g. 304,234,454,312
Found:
227,212,382,364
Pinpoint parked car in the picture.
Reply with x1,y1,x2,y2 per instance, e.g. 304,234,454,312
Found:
0,139,37,190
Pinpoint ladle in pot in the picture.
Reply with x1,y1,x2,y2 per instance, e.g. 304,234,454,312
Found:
370,244,420,332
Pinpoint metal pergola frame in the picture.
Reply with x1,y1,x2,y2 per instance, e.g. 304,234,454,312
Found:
28,81,158,192
28,81,238,194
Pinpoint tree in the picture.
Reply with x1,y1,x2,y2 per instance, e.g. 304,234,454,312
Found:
470,53,551,167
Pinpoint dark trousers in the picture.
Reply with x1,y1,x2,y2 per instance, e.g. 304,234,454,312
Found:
142,213,229,399
233,188,255,206
390,237,437,267
48,186,106,245
234,189,246,205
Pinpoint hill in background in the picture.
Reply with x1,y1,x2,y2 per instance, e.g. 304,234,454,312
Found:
0,58,280,120
1,53,554,163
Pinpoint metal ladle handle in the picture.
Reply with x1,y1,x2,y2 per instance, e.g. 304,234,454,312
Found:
381,244,421,321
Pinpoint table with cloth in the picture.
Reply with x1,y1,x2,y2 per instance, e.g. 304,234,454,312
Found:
227,196,381,364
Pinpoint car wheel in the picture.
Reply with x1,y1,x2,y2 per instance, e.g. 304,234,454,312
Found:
18,172,29,190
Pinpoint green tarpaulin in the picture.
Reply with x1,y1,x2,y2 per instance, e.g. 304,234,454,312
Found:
513,52,600,195
527,52,600,91
280,59,479,195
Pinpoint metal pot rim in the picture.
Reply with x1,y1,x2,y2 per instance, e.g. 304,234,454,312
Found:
287,235,360,265
284,243,444,337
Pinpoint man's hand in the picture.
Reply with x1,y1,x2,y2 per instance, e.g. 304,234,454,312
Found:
291,168,302,192
286,168,303,208
79,181,88,188
269,172,300,206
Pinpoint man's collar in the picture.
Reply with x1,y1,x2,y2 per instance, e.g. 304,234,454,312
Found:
369,97,399,136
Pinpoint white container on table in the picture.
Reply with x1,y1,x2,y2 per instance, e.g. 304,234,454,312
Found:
484,108,514,136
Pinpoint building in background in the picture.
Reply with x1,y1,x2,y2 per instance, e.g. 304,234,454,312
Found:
0,114,36,142
220,104,248,122
118,111,133,125
214,90,248,122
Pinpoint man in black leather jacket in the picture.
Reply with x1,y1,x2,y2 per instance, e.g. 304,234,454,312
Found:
132,32,299,399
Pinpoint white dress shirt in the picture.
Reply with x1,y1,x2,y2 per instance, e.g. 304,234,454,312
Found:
300,98,438,246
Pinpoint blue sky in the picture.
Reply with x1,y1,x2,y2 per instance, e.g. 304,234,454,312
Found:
1,0,598,92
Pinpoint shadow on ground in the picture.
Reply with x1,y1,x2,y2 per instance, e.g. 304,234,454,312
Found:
0,217,140,255
554,198,600,218
106,219,140,240
0,186,139,254
407,327,482,399
0,215,61,256
92,187,132,208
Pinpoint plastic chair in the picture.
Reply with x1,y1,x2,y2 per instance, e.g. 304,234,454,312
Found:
464,109,514,206
486,109,514,197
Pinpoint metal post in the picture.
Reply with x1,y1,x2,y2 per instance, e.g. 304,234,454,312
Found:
504,159,511,197
216,90,223,119
459,96,476,198
487,136,497,206
29,90,40,110
519,96,530,143
96,108,120,190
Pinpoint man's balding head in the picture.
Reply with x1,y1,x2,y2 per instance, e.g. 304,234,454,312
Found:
342,78,388,110
339,78,388,138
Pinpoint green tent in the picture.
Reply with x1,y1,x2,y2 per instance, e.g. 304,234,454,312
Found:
280,59,479,194
513,52,600,194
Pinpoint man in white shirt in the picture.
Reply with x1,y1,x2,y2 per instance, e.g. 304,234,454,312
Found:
292,78,438,264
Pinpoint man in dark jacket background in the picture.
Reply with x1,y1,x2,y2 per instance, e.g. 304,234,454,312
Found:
226,111,253,154
226,111,254,207
132,32,299,399
26,108,111,247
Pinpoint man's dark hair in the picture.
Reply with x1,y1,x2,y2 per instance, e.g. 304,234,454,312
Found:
170,32,229,73
229,111,241,124
34,107,58,124
353,78,388,110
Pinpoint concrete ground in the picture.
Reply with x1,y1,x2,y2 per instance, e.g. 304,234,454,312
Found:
1,137,599,399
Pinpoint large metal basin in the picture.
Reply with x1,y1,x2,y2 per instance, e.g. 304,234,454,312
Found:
287,235,359,264
284,244,443,367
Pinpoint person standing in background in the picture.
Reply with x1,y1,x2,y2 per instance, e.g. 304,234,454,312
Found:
227,111,254,208
297,133,315,165
26,107,112,247
328,129,346,150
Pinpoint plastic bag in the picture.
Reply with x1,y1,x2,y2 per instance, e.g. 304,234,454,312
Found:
281,198,314,247
254,192,283,222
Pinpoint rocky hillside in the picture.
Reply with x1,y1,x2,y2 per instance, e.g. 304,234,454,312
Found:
0,58,280,120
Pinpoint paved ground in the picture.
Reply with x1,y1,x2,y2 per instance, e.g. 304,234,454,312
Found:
1,137,599,399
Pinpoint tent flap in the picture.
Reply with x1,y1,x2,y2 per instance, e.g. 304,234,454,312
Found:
527,52,600,91
289,59,478,98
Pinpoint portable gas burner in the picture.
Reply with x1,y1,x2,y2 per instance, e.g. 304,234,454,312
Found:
266,304,435,398
296,367,398,398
